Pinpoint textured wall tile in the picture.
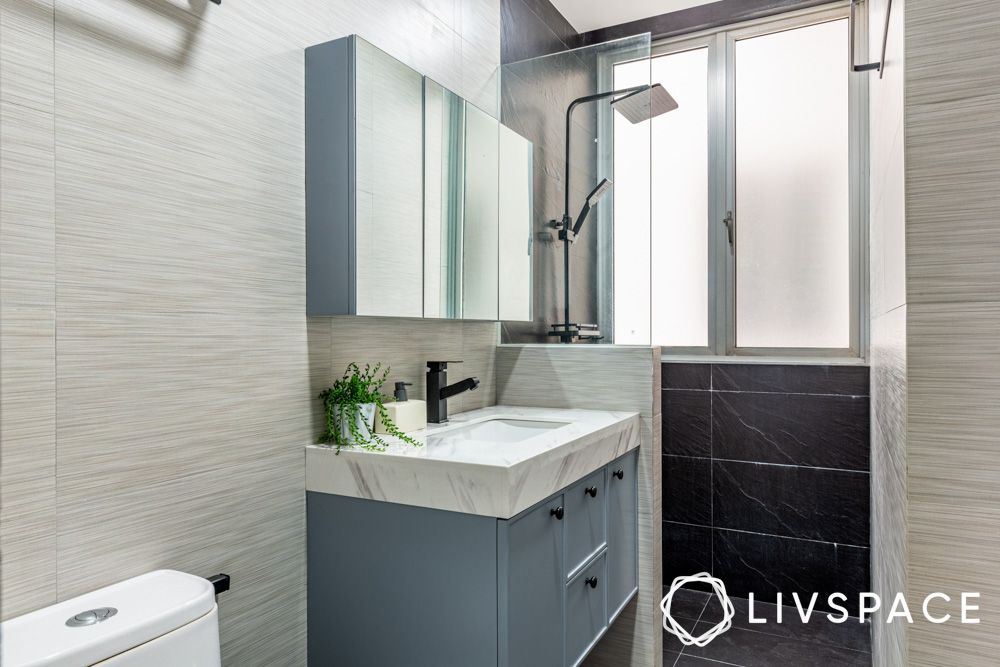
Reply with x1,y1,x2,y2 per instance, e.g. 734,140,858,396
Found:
712,364,870,396
0,102,54,309
906,301,1000,666
1,1,504,662
906,93,1000,305
713,461,870,546
0,0,54,111
869,307,907,667
712,392,870,470
0,307,57,620
905,0,1000,107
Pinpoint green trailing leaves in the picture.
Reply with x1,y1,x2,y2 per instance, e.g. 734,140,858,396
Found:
317,362,421,452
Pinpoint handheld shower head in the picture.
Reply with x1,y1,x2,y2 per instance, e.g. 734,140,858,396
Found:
572,178,614,236
610,83,678,124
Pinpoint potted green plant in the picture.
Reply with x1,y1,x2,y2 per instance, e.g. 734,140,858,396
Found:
317,362,420,451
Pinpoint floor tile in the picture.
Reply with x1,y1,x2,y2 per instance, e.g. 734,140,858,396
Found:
700,595,872,653
683,621,871,667
663,586,711,621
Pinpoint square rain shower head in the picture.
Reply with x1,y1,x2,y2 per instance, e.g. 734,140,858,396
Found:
610,84,678,124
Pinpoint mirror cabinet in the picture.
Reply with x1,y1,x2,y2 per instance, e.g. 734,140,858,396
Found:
306,35,532,321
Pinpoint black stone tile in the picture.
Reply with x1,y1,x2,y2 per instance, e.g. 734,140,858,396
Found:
501,0,573,64
518,0,577,47
664,456,712,525
713,461,870,545
712,530,870,612
700,595,872,653
672,656,740,667
663,521,713,585
683,622,871,667
663,390,712,457
713,392,869,470
663,362,712,390
712,364,870,396
661,587,711,622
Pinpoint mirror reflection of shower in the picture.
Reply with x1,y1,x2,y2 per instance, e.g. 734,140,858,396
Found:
549,83,678,344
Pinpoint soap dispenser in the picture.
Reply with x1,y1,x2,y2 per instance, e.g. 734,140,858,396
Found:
376,380,427,435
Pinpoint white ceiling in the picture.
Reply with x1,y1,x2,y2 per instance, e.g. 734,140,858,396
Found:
549,0,715,33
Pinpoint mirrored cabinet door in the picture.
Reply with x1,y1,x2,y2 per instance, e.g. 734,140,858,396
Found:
461,103,500,320
307,35,531,322
354,38,424,317
423,78,466,319
499,124,533,321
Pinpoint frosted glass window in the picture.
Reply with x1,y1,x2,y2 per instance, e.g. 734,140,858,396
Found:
734,19,850,349
650,48,709,347
612,59,652,345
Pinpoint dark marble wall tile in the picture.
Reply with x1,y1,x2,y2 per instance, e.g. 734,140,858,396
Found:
712,529,870,609
663,390,712,457
500,0,575,64
713,461,870,546
662,362,711,390
712,364,870,396
663,521,713,583
713,392,870,470
663,456,712,526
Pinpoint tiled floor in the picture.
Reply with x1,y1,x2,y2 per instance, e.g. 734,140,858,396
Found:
663,589,872,667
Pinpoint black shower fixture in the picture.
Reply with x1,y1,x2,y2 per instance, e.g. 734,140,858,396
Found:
549,83,678,343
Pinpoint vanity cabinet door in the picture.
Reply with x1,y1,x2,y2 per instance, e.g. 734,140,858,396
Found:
565,552,607,667
502,494,565,667
564,469,607,578
606,450,639,621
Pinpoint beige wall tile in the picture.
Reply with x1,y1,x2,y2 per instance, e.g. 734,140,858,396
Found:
1,1,504,664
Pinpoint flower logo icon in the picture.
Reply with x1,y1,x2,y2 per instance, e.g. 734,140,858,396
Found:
661,573,735,647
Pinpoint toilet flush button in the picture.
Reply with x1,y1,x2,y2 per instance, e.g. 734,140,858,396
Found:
65,607,117,627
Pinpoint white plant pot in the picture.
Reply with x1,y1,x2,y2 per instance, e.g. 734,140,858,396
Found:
333,403,376,445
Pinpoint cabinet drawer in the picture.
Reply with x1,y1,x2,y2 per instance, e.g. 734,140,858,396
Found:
564,469,606,577
565,553,607,667
606,450,638,622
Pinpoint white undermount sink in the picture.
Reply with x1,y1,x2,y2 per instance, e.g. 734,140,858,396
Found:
427,418,568,445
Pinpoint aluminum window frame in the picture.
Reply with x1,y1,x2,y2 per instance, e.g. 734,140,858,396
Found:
643,1,869,359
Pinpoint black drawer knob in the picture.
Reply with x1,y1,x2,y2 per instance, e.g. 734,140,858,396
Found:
550,506,564,520
613,469,624,480
585,576,598,589
585,486,598,498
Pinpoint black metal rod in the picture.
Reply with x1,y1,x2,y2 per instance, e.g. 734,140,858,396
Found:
561,85,649,340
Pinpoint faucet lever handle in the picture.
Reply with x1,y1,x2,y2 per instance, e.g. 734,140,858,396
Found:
427,360,462,371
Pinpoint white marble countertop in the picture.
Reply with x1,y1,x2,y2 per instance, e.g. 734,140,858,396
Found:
305,405,640,519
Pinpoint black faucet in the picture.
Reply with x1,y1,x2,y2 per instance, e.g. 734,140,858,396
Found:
426,361,479,424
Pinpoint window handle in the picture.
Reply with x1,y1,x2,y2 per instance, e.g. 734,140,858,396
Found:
722,211,735,249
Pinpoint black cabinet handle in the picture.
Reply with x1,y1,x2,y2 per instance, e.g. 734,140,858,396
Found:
613,469,624,480
585,486,598,498
585,576,598,589
550,506,564,520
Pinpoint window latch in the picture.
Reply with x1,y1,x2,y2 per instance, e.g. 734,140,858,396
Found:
722,211,735,249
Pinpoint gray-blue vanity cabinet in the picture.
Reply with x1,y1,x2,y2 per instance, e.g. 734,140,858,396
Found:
564,468,607,578
566,553,608,667
500,493,565,667
607,449,639,622
307,452,638,667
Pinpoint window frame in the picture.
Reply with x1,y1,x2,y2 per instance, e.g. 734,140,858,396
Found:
631,2,869,359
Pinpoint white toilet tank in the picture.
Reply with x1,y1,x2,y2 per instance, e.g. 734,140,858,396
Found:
0,570,221,667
